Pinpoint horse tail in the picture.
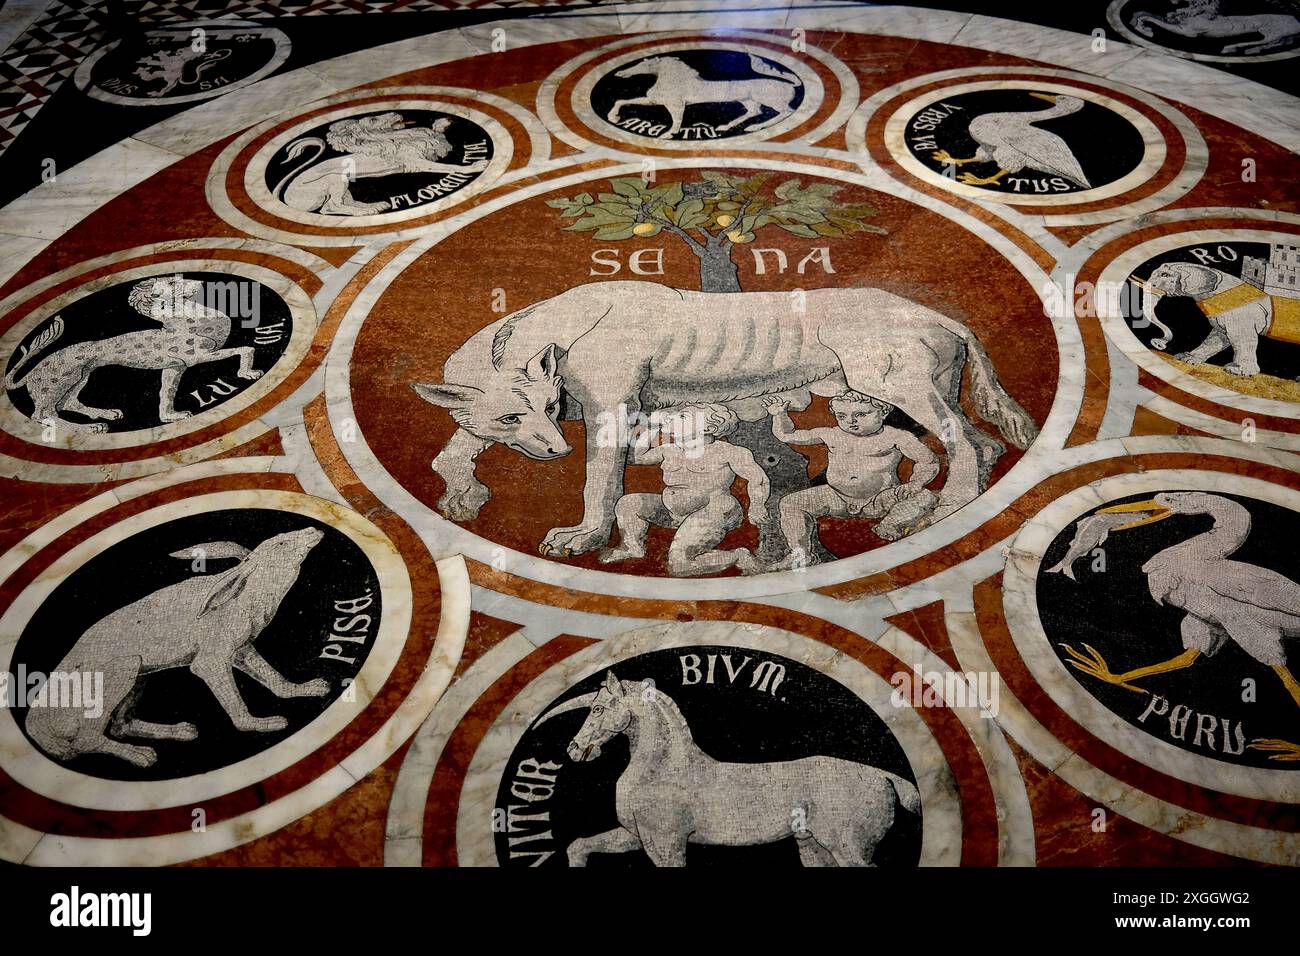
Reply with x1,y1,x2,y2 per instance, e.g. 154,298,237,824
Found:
272,137,326,200
956,322,1038,450
747,53,798,83
886,772,921,816
183,47,233,87
4,315,64,389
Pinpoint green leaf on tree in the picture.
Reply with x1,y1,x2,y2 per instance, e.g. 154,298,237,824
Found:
650,181,684,207
675,198,708,229
593,223,638,240
610,177,648,199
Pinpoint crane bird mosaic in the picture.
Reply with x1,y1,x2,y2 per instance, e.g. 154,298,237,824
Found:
1049,491,1300,760
932,92,1092,189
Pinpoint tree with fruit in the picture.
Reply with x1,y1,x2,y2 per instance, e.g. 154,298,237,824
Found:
547,172,890,563
547,171,886,293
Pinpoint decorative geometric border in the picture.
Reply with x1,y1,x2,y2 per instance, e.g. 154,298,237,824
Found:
0,1,1296,867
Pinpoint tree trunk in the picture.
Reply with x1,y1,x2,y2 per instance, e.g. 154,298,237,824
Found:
729,418,834,564
693,238,829,565
697,242,741,293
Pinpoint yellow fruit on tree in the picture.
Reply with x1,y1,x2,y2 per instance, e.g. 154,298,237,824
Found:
715,214,735,227
632,222,659,236
727,230,755,244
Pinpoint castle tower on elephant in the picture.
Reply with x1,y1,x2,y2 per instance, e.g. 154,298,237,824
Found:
1242,243,1300,297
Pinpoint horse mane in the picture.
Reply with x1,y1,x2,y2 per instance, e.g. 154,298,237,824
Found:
622,681,693,737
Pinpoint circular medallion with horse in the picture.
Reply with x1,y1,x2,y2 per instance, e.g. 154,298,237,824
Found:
345,166,1054,583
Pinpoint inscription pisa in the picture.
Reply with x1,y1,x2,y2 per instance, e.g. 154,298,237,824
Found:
11,509,382,780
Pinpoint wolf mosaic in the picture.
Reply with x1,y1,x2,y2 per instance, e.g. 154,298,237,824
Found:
412,281,1037,561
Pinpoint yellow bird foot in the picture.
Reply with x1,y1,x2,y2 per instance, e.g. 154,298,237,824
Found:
931,149,971,165
1249,738,1300,762
956,172,1004,186
1059,643,1147,693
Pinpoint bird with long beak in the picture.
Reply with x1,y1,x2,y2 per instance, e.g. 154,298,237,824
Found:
1057,491,1300,761
931,92,1092,189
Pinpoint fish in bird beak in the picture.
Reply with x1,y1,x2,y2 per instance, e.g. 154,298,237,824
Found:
1030,92,1060,103
1096,498,1173,531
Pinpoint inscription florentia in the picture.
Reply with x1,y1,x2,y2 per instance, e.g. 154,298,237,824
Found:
264,109,493,218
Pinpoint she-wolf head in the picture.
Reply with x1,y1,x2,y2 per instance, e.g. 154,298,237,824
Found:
412,343,572,461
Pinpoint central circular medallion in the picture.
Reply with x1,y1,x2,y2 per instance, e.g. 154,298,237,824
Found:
339,167,1055,590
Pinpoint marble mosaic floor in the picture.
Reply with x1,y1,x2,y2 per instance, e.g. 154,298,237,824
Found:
0,0,1298,870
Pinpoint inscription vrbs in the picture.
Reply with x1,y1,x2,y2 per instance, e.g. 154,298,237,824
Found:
11,509,381,781
903,89,1145,196
492,643,921,867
